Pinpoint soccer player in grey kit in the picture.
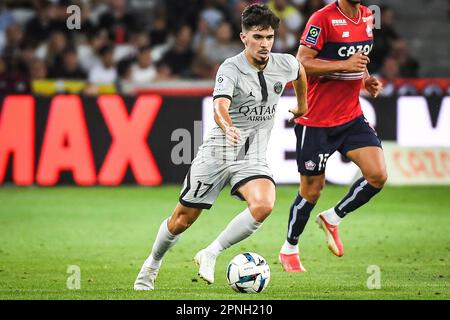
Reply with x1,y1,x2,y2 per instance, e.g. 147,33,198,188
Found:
133,4,308,290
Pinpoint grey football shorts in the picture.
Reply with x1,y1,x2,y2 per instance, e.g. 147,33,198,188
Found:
178,148,275,209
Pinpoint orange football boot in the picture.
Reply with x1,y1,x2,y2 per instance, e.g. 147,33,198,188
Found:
279,252,307,272
316,213,344,257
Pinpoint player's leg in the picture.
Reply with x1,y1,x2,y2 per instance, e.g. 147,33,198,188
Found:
145,203,203,272
334,146,387,218
279,174,325,272
135,153,226,290
134,203,202,290
238,177,276,220
196,176,275,284
279,124,329,272
317,116,386,257
200,178,275,259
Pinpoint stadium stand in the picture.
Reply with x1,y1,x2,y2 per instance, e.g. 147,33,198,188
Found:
0,0,448,96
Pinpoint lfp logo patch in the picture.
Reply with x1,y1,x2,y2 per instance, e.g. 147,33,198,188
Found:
305,25,321,45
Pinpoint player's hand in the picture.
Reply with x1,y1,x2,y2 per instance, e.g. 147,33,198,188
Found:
288,105,308,123
364,76,383,98
225,126,241,145
343,51,370,73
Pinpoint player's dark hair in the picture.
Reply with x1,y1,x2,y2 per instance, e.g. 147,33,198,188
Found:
241,4,280,31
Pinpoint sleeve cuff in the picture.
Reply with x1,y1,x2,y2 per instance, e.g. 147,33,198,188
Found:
300,43,321,53
213,95,232,102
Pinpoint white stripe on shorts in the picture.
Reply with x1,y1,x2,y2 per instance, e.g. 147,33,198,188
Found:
300,126,307,150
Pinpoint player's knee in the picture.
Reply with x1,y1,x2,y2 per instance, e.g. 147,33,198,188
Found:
302,189,321,203
366,171,388,189
249,201,274,222
300,183,324,203
299,176,325,203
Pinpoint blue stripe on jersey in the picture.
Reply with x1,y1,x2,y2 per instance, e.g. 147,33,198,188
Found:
317,40,373,60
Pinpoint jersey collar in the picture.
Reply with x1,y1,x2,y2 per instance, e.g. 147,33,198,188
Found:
335,0,362,25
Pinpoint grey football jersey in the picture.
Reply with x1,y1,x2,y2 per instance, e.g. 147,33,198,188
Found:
201,51,299,161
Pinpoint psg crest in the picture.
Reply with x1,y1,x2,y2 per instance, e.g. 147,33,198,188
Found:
274,82,283,94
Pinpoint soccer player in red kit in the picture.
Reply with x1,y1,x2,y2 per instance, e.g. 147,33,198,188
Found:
279,0,387,272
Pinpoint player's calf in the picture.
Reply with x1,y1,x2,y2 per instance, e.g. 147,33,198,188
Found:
334,177,382,218
279,191,315,271
168,204,202,235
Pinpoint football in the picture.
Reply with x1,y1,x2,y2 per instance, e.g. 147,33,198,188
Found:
226,252,270,293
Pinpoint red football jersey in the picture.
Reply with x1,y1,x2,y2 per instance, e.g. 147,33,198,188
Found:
296,1,374,127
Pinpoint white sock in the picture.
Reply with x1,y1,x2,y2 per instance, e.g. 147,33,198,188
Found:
280,240,299,254
143,218,180,269
322,208,342,225
205,239,223,257
205,208,262,256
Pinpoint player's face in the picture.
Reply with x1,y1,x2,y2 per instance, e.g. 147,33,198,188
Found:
346,0,362,4
241,27,275,66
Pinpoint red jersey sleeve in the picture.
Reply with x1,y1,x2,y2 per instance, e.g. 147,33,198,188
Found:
300,11,327,52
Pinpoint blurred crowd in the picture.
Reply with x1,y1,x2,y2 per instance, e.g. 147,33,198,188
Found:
0,0,422,94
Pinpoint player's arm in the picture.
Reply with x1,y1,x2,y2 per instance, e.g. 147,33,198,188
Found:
298,45,370,76
289,63,308,122
213,97,241,145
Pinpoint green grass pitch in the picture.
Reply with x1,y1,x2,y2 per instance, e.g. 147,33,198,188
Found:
0,185,449,300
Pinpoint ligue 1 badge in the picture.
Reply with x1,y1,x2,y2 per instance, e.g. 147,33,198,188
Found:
274,81,283,94
305,25,321,45
216,75,226,90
